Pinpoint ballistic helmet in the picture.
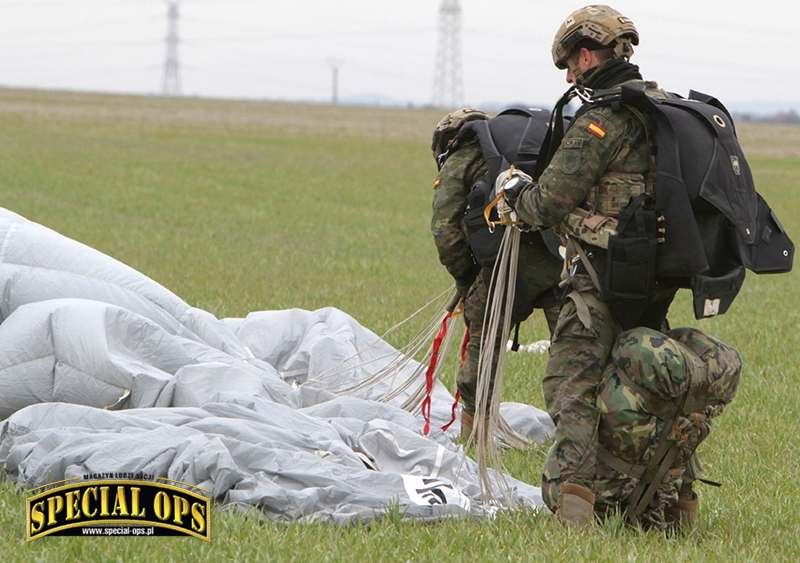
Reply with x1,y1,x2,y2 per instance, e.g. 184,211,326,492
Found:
431,107,489,158
551,5,639,69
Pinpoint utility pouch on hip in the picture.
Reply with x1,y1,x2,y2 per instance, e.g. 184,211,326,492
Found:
603,194,659,328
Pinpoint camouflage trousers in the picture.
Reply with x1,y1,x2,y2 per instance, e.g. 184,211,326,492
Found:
542,326,741,527
457,241,561,415
541,277,620,506
541,268,679,508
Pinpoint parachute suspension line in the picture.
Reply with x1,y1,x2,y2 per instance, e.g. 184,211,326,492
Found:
380,291,462,410
390,313,452,412
378,286,455,339
396,308,459,413
305,287,453,391
336,310,443,396
441,326,470,432
471,226,521,505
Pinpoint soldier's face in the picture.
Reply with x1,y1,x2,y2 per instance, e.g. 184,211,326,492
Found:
565,47,601,83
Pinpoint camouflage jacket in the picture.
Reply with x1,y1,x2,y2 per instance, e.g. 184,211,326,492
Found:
431,139,486,287
515,81,662,238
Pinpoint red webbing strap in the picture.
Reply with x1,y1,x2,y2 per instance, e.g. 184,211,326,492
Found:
459,326,470,364
421,313,452,436
441,326,470,432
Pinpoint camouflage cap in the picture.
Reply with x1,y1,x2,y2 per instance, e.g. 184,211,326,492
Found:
552,5,639,69
431,107,489,158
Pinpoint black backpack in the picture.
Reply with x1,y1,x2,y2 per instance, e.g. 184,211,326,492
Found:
458,107,554,267
592,83,793,320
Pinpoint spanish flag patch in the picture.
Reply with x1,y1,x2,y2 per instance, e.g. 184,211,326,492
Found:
587,122,607,139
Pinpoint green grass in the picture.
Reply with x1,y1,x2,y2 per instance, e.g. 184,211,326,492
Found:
0,88,799,561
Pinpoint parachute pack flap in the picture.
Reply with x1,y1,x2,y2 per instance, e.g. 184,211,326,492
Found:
664,95,758,245
737,193,794,273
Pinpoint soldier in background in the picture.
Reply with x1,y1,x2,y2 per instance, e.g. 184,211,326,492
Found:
430,109,562,440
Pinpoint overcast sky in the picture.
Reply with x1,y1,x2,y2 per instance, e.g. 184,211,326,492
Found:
0,0,797,113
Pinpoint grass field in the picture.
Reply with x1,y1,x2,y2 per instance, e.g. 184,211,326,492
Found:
0,88,798,561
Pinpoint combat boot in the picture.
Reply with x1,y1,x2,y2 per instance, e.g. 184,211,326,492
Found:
557,482,596,527
459,410,474,442
666,490,699,530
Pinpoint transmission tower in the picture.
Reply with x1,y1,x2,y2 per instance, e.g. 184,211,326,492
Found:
432,0,464,108
327,59,344,105
162,0,181,96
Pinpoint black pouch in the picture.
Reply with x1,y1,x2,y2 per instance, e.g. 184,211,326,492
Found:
691,266,746,319
602,194,659,329
464,179,504,268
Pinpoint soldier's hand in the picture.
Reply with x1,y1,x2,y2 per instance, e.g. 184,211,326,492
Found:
454,266,479,300
495,167,533,211
455,280,472,301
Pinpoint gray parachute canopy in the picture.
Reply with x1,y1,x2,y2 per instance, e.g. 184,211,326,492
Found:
0,208,553,523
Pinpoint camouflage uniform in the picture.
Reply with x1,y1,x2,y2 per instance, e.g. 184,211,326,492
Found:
542,326,741,529
432,138,562,415
515,75,673,491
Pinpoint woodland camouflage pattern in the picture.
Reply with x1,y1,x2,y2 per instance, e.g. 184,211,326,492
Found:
431,139,486,296
431,137,561,414
515,96,653,229
515,88,656,490
543,327,741,529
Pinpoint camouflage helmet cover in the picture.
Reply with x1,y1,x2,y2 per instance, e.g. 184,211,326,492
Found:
431,107,489,158
551,5,639,69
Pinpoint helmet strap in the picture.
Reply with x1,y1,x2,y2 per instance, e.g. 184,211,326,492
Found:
612,39,635,61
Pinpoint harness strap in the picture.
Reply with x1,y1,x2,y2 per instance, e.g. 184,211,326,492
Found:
566,290,593,331
625,105,658,196
569,237,603,293
597,447,647,478
624,362,692,522
510,322,522,352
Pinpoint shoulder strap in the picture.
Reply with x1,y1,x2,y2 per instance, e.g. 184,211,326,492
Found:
531,88,576,180
461,119,508,183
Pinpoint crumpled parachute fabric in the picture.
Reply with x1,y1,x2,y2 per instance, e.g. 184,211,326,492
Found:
0,208,553,522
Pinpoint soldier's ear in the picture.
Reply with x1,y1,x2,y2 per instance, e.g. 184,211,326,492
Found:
578,47,594,67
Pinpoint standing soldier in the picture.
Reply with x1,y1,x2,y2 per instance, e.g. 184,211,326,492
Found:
430,108,562,441
498,5,678,525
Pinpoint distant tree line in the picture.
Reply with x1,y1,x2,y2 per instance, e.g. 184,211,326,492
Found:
734,110,800,124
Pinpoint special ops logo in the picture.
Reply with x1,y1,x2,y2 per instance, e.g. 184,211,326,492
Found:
25,479,211,541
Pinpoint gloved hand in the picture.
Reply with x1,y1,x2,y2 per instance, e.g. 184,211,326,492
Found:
455,279,473,301
494,167,533,217
454,265,479,300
